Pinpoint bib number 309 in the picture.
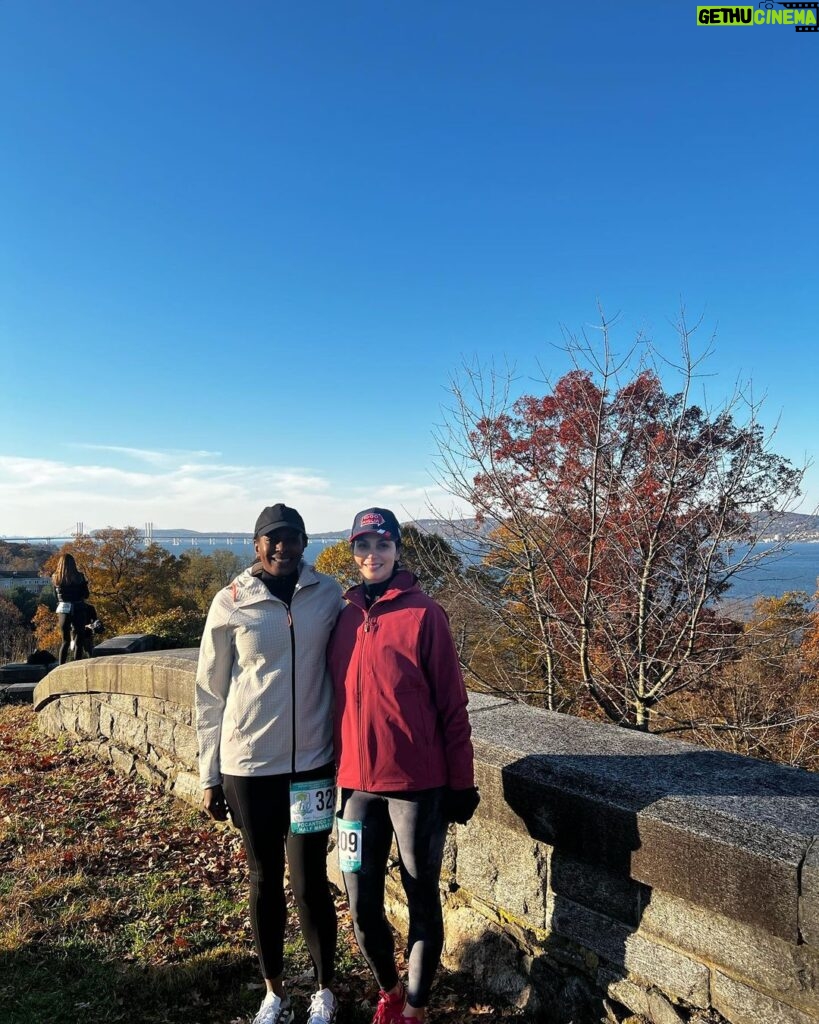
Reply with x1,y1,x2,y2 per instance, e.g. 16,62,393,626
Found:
337,818,363,873
289,779,335,834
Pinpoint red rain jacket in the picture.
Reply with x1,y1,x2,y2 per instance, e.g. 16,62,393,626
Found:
328,570,475,793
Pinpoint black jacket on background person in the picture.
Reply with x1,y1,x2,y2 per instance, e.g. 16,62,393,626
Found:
55,576,90,604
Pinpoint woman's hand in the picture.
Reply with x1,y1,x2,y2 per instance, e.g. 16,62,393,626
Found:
203,784,229,822
444,786,480,824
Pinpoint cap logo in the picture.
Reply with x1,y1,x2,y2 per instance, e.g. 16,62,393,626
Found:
359,512,385,527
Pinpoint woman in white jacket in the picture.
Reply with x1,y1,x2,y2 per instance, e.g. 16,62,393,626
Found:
196,504,343,1024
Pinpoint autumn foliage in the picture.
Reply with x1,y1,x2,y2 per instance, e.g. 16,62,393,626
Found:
435,315,805,732
29,530,247,653
314,541,359,591
663,592,819,770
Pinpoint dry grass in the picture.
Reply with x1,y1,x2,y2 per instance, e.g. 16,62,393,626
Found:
0,705,528,1024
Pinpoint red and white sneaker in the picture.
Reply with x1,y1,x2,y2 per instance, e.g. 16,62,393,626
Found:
371,983,405,1024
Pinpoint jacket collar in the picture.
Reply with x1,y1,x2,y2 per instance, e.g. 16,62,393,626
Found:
232,561,321,605
343,568,418,611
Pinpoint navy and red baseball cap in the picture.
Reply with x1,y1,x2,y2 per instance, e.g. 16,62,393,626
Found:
349,507,402,544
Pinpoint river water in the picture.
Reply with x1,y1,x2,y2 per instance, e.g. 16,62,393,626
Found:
152,537,819,601
723,542,819,599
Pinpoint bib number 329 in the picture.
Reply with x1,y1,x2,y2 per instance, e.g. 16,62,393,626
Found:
289,779,335,834
337,818,363,873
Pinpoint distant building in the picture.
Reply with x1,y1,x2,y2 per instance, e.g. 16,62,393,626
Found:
0,572,51,593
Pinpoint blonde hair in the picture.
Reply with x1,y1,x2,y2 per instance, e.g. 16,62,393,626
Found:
53,553,83,588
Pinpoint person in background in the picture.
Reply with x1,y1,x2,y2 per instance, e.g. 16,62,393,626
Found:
328,508,479,1024
196,504,343,1024
52,553,90,665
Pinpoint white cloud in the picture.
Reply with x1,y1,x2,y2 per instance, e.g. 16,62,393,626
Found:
71,444,222,466
0,452,473,537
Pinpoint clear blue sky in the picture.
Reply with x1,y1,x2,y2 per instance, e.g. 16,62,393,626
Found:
2,1,817,536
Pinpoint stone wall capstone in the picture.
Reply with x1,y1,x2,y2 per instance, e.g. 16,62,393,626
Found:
34,651,819,1024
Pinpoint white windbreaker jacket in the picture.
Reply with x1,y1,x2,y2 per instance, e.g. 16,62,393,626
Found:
195,562,343,788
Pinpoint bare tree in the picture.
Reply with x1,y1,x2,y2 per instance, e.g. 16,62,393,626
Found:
432,311,806,730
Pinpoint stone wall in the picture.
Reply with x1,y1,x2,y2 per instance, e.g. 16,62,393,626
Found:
34,652,819,1024
35,651,201,806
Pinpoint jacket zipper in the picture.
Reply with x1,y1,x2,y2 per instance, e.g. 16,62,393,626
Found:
288,600,296,774
281,578,313,775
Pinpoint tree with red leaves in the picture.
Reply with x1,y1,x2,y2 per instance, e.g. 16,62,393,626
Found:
434,312,804,731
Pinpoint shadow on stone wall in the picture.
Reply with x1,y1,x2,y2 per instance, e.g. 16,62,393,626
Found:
446,929,605,1023
499,747,819,1021
503,753,646,1023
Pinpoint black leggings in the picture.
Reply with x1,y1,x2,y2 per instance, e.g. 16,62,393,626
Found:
223,766,337,986
58,603,88,665
339,787,448,1009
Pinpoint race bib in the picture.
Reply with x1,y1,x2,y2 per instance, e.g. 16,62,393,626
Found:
56,602,72,614
289,778,335,834
337,817,363,873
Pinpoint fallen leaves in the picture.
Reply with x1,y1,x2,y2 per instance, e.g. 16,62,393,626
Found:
0,705,525,1023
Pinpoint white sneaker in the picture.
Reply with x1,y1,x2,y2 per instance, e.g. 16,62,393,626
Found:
306,988,337,1023
252,992,294,1024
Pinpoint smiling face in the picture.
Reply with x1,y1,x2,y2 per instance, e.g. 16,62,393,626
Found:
254,527,307,576
352,534,399,585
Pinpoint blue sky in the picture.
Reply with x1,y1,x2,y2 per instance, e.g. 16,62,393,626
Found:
1,1,817,537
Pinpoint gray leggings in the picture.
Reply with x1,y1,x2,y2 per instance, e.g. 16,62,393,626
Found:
340,787,448,1009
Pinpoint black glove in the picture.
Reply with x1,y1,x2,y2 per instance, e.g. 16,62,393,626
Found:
444,786,480,825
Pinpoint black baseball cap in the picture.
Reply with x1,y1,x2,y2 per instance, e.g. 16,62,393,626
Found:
349,507,401,543
254,504,307,539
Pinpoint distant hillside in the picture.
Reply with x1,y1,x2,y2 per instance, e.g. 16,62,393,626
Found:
754,511,819,540
62,509,818,548
304,520,485,543
0,541,55,573
142,528,251,539
412,512,819,543
407,517,486,540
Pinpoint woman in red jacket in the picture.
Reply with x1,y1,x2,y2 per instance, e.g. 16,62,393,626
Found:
327,508,479,1024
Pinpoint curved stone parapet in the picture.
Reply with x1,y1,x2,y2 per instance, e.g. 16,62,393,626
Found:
34,649,200,805
34,648,198,708
34,651,819,1024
